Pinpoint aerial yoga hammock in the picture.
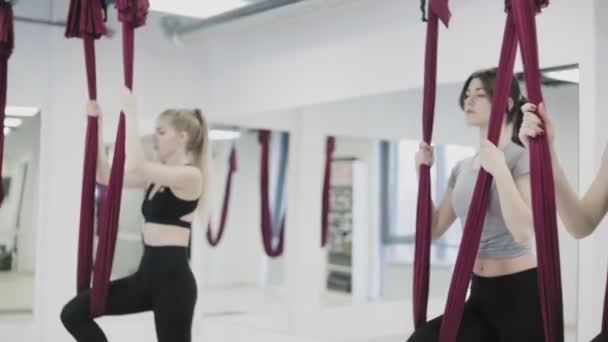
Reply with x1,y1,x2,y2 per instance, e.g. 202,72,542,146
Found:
0,0,14,207
65,0,149,317
321,136,336,247
258,131,336,255
258,130,287,257
206,145,238,246
412,1,564,341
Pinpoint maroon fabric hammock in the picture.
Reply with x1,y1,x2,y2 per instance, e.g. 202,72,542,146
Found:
438,1,562,341
64,0,106,294
321,136,336,247
0,1,14,207
413,0,451,329
258,130,285,258
207,146,238,247
89,0,149,317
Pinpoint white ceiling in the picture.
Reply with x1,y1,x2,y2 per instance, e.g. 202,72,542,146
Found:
13,0,266,22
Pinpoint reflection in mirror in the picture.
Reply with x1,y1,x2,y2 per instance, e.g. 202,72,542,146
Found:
0,108,40,320
323,136,376,307
202,128,289,318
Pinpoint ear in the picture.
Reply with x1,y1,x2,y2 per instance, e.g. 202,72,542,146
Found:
179,131,189,144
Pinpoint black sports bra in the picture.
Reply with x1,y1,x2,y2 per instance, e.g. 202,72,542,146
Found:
141,183,199,229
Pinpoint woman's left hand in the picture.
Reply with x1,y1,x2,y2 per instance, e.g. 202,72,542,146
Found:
479,140,507,176
121,86,138,116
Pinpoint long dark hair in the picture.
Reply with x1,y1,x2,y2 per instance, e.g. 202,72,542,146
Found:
458,67,526,146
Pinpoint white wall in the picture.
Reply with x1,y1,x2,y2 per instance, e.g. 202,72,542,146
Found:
190,0,587,115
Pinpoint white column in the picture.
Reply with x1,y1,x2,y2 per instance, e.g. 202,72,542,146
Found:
284,112,326,335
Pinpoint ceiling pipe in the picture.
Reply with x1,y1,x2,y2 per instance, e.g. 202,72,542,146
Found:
160,0,308,42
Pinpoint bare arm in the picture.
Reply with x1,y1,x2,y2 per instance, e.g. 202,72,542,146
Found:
520,103,608,238
89,101,146,188
430,188,458,240
479,140,534,243
493,166,534,243
552,145,608,238
415,142,457,239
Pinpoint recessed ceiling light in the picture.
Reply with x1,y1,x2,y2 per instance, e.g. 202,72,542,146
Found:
6,106,40,117
210,128,241,141
4,118,22,128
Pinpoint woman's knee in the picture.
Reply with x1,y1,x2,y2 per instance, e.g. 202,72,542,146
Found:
60,296,87,328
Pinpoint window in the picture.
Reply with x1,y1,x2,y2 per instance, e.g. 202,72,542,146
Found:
381,140,475,266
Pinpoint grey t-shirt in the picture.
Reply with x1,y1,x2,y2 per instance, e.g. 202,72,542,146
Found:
448,142,531,258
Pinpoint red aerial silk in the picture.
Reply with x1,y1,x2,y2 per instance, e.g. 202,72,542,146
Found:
207,146,238,246
0,1,15,206
66,0,149,317
258,130,285,258
64,0,106,296
321,136,336,247
413,0,451,329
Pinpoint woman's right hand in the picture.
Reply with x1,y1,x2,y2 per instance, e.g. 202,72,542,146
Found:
519,102,554,148
415,142,434,172
87,100,101,118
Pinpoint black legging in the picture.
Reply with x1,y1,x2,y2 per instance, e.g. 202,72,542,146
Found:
61,246,197,342
407,268,544,341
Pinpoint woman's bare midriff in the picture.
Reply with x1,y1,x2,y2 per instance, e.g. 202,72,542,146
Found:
143,222,191,247
473,253,537,277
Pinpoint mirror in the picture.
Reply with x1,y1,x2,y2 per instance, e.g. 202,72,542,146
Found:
202,128,289,319
0,109,41,320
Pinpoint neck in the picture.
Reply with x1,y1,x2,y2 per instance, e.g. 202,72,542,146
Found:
164,152,190,166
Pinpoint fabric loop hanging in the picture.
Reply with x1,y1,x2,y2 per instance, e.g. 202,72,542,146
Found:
321,136,336,247
65,0,149,317
258,130,285,258
413,0,451,329
207,146,238,247
64,0,106,295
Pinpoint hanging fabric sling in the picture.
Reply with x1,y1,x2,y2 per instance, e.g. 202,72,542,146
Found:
65,0,107,295
438,1,563,341
207,145,238,246
258,130,285,258
0,1,14,206
90,0,149,317
66,0,149,317
413,0,451,329
321,136,336,247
